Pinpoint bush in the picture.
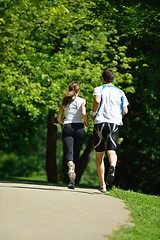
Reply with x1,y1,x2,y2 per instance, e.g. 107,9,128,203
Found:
0,152,45,179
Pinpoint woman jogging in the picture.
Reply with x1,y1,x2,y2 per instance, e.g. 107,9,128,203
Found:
57,81,88,189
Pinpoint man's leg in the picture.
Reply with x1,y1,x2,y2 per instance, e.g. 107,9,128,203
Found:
106,150,117,186
107,150,117,167
96,151,106,190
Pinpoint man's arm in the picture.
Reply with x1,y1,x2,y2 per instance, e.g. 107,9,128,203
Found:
92,95,100,120
122,106,128,116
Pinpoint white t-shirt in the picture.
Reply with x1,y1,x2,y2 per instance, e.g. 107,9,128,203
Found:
64,96,86,124
93,84,129,125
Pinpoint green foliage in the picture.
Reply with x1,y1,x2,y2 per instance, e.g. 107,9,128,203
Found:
0,0,134,145
0,152,44,178
0,0,134,118
0,0,159,194
116,1,160,195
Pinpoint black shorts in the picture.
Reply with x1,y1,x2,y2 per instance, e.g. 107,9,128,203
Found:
93,123,119,152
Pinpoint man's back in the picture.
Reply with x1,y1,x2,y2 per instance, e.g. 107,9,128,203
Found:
93,84,128,125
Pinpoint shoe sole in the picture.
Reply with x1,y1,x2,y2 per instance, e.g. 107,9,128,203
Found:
68,184,75,189
100,189,107,193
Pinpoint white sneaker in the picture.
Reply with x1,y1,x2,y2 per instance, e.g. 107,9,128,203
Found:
100,186,107,193
67,162,76,181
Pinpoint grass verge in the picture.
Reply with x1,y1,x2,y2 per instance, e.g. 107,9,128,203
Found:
108,187,160,240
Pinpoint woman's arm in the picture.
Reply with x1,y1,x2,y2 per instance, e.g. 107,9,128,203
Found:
57,105,64,124
82,101,88,126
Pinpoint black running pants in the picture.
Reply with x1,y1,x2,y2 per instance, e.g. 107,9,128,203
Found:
62,123,85,171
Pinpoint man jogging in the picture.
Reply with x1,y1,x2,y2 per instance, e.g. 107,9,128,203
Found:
92,68,129,193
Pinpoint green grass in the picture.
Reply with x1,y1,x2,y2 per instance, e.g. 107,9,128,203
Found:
108,187,160,240
14,175,47,182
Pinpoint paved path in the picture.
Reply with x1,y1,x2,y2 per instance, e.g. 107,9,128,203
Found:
0,182,130,240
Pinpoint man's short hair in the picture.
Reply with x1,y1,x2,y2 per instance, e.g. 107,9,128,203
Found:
102,69,114,83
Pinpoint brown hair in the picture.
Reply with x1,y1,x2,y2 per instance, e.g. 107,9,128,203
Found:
62,81,80,107
102,69,114,83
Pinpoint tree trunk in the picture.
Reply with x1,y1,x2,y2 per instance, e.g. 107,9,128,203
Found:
76,135,94,184
46,110,58,182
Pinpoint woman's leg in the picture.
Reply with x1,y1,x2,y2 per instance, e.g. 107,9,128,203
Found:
62,124,76,189
73,124,85,172
62,124,74,162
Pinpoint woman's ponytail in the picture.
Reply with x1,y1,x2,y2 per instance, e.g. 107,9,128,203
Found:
62,81,80,107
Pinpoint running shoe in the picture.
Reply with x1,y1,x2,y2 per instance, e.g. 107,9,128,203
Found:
106,166,115,187
67,161,76,185
68,180,75,189
100,185,107,193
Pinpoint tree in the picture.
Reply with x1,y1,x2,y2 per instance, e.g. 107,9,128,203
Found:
0,0,135,187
